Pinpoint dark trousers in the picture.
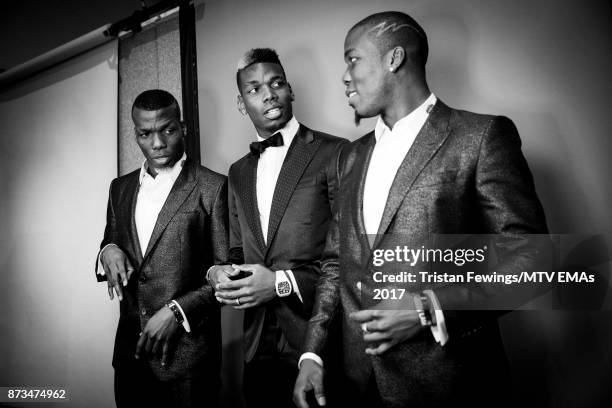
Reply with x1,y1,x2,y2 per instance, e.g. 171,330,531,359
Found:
243,356,298,408
339,374,383,408
114,358,219,408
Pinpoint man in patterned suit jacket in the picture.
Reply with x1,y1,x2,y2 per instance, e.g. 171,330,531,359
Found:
294,11,548,408
208,49,346,408
96,89,228,408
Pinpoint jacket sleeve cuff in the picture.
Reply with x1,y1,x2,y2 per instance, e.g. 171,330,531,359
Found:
285,270,303,303
423,289,449,346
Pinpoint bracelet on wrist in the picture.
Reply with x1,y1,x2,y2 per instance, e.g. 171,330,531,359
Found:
166,301,184,325
413,293,433,327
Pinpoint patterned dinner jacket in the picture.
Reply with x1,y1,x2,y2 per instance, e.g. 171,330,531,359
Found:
228,123,347,362
97,158,229,381
304,100,548,407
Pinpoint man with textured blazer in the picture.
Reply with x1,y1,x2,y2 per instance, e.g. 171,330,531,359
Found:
294,11,549,408
96,89,228,408
208,48,346,408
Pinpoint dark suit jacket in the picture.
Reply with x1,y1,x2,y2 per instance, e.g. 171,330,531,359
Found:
228,124,346,362
304,101,548,407
97,159,229,381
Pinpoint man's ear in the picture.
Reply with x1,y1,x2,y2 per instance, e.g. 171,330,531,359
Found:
237,94,247,115
288,83,295,102
180,122,187,137
387,46,406,73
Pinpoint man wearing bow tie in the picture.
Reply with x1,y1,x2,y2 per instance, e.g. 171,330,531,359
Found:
207,48,347,408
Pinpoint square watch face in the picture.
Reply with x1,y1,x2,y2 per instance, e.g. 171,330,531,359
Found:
278,280,291,295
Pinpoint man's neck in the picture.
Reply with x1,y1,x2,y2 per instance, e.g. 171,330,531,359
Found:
259,128,284,139
256,116,298,141
381,85,431,130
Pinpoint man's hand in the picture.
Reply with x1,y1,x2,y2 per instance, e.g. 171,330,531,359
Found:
135,305,180,367
100,244,134,301
349,296,423,355
214,264,276,309
207,264,240,287
293,359,326,408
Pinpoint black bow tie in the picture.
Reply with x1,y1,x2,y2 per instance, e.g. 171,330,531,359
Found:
250,132,284,156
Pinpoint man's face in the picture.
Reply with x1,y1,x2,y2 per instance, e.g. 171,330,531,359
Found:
237,62,294,138
132,105,185,172
342,27,390,120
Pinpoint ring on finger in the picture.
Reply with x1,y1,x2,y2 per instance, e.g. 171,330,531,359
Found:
361,323,370,333
236,298,241,306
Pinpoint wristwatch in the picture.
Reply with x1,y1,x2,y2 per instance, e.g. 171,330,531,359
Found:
275,270,293,297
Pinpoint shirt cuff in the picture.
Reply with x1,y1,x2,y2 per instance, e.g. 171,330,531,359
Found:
285,270,303,303
171,300,191,333
97,243,119,276
298,352,323,369
205,265,217,285
423,289,448,346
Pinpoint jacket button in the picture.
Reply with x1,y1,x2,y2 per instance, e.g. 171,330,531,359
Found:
141,309,146,316
356,281,362,291
139,275,147,282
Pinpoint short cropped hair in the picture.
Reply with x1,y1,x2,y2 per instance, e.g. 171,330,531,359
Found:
132,89,181,119
351,11,428,68
236,48,286,91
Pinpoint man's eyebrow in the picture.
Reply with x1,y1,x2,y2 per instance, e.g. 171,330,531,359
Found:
344,48,355,58
136,119,175,132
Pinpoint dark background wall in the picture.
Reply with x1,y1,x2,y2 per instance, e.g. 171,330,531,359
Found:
0,0,141,70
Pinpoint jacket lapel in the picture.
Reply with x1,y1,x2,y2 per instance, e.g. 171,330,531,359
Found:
126,176,144,265
372,100,452,248
142,160,198,261
238,154,267,254
353,134,377,250
265,125,321,256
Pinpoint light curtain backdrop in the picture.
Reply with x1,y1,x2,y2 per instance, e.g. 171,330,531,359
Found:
0,40,118,407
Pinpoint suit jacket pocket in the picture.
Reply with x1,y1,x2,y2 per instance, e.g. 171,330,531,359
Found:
170,209,202,224
411,169,458,189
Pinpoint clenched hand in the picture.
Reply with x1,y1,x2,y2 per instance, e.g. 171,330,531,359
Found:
135,305,180,367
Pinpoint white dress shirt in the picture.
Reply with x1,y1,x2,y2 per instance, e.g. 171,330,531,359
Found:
135,153,186,255
256,116,298,245
254,116,302,302
363,93,437,235
362,93,447,345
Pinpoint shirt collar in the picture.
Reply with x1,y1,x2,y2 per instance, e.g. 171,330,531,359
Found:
256,115,299,146
139,152,187,185
374,93,437,142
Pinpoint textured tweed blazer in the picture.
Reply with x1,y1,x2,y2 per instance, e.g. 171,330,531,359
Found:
97,159,229,381
304,100,548,407
228,124,347,362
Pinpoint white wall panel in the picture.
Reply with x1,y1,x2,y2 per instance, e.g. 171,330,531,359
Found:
0,40,118,407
